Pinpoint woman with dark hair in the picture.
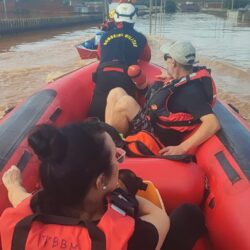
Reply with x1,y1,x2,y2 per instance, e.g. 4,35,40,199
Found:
0,120,169,250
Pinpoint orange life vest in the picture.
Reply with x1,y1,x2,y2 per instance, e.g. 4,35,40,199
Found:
0,195,135,250
145,67,216,132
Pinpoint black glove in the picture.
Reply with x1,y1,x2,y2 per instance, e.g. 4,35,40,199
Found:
119,169,147,197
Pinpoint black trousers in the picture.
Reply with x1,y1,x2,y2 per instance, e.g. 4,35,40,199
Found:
89,70,136,121
162,204,207,250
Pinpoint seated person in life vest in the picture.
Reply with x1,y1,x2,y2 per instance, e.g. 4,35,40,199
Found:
2,142,206,250
0,120,169,250
105,41,221,156
89,2,151,121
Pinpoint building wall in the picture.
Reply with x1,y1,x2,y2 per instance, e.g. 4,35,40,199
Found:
0,0,16,18
205,2,224,8
0,0,73,18
0,14,102,34
16,0,71,12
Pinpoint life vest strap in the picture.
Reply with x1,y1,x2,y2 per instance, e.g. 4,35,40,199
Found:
110,188,139,217
103,67,124,73
119,169,148,197
115,9,137,20
11,213,106,250
98,61,128,72
156,118,201,127
172,69,211,88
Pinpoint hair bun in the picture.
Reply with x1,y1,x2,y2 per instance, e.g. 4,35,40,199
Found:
28,124,67,163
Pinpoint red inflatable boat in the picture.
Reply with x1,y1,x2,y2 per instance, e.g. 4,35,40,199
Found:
75,38,98,60
0,61,250,250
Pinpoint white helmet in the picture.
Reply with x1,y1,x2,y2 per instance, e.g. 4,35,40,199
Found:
114,3,137,23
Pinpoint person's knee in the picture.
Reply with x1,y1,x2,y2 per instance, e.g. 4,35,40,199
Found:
162,204,206,250
107,87,128,105
179,204,204,222
115,95,137,112
113,95,140,123
171,204,206,234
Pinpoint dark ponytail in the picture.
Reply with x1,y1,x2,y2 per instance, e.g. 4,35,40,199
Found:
29,121,113,216
28,124,67,164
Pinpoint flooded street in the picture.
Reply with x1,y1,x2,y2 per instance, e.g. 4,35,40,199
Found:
0,13,250,122
139,12,250,72
0,24,98,111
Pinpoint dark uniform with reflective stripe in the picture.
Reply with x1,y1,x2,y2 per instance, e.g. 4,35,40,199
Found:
89,23,148,121
100,23,147,65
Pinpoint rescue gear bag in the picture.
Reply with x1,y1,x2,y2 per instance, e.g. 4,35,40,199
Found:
124,130,164,157
98,121,163,157
99,121,193,161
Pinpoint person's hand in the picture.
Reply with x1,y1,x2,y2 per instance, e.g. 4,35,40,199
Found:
159,145,187,156
2,165,22,190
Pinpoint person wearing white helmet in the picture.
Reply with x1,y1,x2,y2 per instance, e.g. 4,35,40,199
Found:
105,40,220,156
114,2,137,23
89,2,151,121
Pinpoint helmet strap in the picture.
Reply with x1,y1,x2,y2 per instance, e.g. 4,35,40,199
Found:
115,9,136,20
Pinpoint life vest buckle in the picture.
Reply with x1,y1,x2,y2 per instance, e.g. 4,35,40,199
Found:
110,188,139,217
150,104,158,110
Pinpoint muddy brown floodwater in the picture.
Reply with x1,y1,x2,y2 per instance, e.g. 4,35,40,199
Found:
0,14,250,123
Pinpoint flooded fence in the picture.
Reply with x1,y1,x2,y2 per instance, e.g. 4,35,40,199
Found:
242,11,250,22
201,9,227,18
0,15,103,35
227,10,250,22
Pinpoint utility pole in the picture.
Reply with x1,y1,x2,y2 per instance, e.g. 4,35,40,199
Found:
3,0,7,19
231,0,234,10
154,0,157,32
149,0,152,34
103,0,109,21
